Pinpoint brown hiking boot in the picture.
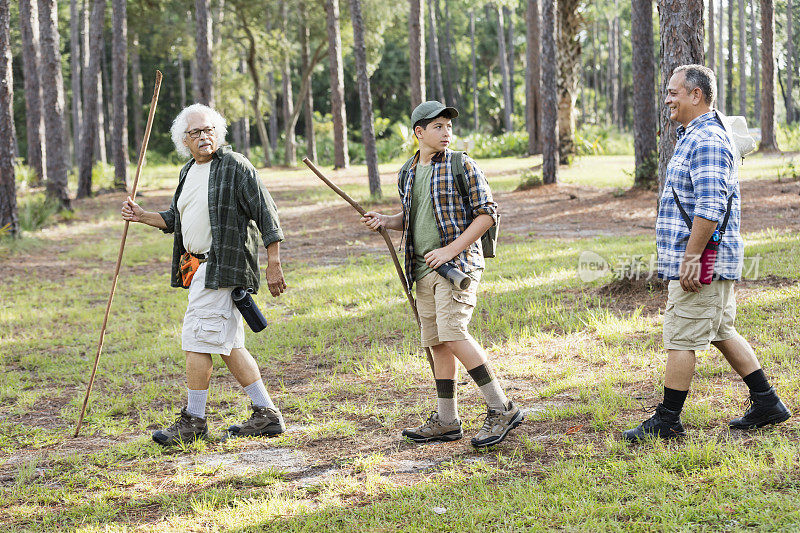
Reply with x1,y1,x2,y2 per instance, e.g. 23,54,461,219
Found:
470,401,524,448
152,408,208,446
402,412,463,443
225,405,286,440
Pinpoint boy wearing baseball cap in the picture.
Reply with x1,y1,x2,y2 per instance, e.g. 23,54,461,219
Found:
361,101,523,448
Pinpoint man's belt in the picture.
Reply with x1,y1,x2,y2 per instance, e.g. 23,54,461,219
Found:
190,252,208,264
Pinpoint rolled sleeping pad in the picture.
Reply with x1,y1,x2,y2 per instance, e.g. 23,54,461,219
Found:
436,262,471,290
231,288,268,332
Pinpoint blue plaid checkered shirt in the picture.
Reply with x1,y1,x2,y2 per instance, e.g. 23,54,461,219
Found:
398,149,498,288
656,111,744,280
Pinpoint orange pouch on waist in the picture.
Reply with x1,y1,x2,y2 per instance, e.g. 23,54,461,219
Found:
179,252,201,288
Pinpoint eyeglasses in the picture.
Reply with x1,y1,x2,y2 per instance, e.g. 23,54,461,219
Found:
185,127,215,139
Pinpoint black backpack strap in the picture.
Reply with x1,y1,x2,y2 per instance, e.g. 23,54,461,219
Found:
672,186,734,234
451,151,471,214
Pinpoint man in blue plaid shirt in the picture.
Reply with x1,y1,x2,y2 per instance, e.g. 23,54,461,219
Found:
624,65,790,442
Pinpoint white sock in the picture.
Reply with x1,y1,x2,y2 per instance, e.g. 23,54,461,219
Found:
243,379,276,409
186,388,208,419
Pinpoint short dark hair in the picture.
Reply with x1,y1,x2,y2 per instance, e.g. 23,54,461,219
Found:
673,64,716,105
413,113,452,132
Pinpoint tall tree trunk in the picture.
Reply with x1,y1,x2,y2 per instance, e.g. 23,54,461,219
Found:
409,0,425,107
38,0,71,208
300,1,317,163
657,0,705,194
717,0,725,112
759,0,779,151
101,38,111,162
178,51,186,109
238,9,272,166
266,16,278,154
787,0,795,123
526,0,542,154
470,9,478,130
0,0,18,236
437,0,456,107
78,0,104,199
111,0,128,190
212,0,224,90
281,1,296,166
556,0,581,164
708,0,715,71
541,0,558,184
194,0,214,107
325,0,349,168
726,0,733,112
614,9,623,128
350,0,381,198
504,5,515,115
497,5,513,131
19,0,46,185
70,0,81,168
738,0,747,116
427,0,445,103
632,0,657,188
607,15,619,126
751,1,760,122
592,21,599,123
131,32,143,155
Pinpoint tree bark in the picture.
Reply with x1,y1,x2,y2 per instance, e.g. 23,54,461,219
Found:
0,0,18,236
178,51,187,109
787,0,795,123
112,0,128,190
614,8,623,128
131,32,143,155
409,0,426,108
592,21,599,123
657,0,705,194
325,0,349,168
281,0,296,166
70,0,81,168
266,16,278,154
350,0,381,198
238,8,272,166
19,0,46,185
38,0,71,208
438,0,456,107
759,0,779,151
497,5,513,131
194,0,214,107
708,0,715,71
632,0,657,188
470,9,478,130
526,0,542,154
78,0,105,198
607,14,619,126
541,0,558,184
505,5,515,115
717,0,725,112
427,0,445,103
738,0,747,117
300,1,317,163
101,37,111,162
726,0,733,112
751,1,760,122
556,0,582,164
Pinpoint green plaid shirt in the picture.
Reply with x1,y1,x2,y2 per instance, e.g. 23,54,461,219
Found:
399,149,497,287
159,146,284,293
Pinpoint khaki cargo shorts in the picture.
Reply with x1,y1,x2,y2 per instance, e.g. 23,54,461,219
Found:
663,280,738,351
415,270,481,348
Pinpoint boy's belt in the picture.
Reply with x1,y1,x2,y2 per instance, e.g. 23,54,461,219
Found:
190,252,208,264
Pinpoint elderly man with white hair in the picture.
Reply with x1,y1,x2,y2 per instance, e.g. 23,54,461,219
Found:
122,103,288,446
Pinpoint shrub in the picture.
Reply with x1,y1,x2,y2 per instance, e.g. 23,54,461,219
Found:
515,169,543,190
17,193,62,232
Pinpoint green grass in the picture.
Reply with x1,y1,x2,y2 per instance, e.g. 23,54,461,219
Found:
1,156,799,531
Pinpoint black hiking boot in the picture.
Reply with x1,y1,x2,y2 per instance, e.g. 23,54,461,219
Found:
622,404,685,443
224,405,285,440
729,387,791,429
152,408,208,446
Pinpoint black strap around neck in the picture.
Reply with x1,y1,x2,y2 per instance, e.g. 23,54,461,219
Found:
671,187,734,235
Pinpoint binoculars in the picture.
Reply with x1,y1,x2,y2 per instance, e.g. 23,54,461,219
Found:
231,288,268,332
436,262,471,290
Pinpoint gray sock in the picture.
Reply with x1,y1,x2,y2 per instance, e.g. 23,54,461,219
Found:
243,379,276,409
186,388,208,419
467,364,509,411
435,379,458,423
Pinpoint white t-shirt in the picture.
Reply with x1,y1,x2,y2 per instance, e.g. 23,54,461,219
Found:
177,161,213,254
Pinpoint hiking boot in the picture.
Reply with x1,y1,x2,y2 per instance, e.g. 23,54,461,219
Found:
152,408,208,446
622,404,685,443
225,405,286,439
402,412,463,443
729,387,791,429
470,401,524,448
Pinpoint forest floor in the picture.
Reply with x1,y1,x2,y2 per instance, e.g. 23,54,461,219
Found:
1,153,799,531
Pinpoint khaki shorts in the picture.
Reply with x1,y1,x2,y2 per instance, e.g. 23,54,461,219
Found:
663,280,738,351
415,270,481,348
181,262,245,355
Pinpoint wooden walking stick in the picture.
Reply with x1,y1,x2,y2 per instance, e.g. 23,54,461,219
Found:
302,157,435,376
74,71,163,437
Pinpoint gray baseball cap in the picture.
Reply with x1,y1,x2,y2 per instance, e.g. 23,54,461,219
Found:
411,100,459,127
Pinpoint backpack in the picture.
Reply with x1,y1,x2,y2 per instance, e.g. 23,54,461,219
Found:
399,151,499,258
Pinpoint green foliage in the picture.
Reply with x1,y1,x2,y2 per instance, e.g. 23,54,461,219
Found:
515,169,543,190
16,193,62,232
463,131,530,158
777,122,800,152
777,159,800,182
575,125,635,156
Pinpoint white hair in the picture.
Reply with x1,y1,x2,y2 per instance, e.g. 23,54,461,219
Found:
170,103,228,158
